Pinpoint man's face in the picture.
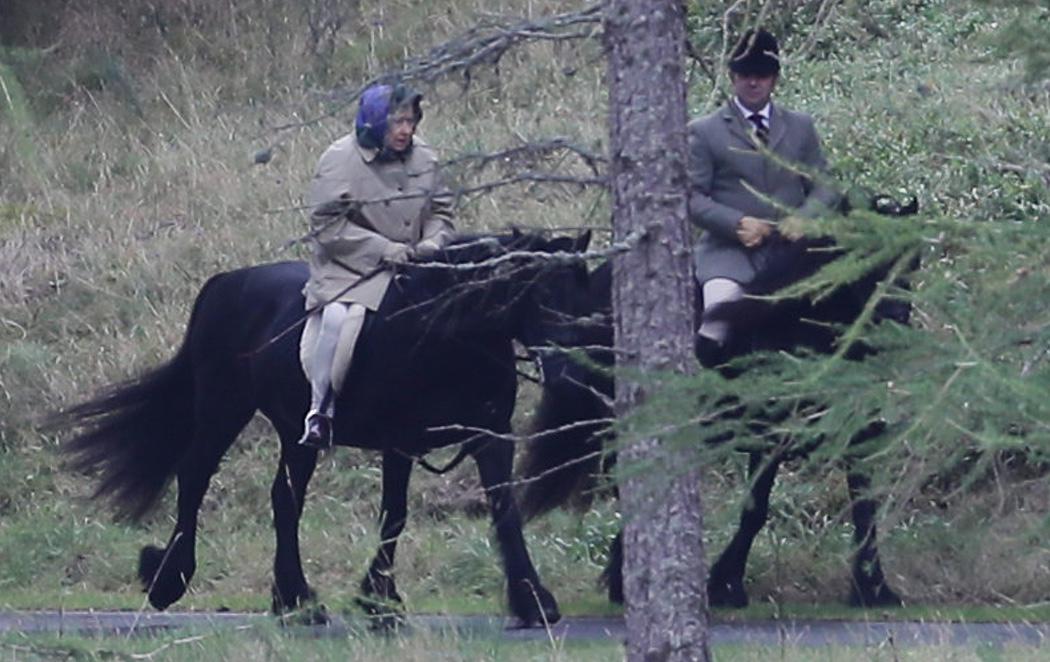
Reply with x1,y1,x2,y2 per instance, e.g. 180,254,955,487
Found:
731,72,778,112
384,108,417,152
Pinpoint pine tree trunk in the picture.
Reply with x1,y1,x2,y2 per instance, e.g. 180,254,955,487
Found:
604,1,710,660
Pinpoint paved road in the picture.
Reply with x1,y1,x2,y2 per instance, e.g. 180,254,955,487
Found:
2,610,1049,648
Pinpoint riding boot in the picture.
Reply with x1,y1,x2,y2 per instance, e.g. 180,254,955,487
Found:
696,334,728,370
299,389,335,450
299,410,333,450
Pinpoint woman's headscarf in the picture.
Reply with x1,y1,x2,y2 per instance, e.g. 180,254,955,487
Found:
355,83,424,151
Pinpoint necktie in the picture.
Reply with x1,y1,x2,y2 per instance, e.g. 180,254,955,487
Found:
747,113,768,145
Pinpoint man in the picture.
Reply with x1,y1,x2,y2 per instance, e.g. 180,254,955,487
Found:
688,28,839,366
299,83,455,449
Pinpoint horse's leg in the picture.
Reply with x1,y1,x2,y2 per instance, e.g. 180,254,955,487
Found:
846,422,903,607
138,383,253,610
269,430,322,619
357,449,412,620
707,451,781,608
473,439,561,626
600,529,624,604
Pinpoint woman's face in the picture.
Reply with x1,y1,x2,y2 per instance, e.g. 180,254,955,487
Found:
384,108,417,152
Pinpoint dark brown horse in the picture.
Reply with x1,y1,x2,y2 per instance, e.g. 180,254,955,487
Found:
520,197,918,608
53,230,591,626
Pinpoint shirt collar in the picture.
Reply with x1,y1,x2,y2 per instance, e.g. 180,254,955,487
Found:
734,97,771,125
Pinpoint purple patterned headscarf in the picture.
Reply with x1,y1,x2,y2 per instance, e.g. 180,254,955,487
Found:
355,83,423,150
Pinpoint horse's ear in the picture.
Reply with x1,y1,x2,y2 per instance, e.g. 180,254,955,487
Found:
572,230,592,254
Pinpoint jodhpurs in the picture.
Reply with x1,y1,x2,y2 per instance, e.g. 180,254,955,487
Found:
299,302,367,416
697,277,745,345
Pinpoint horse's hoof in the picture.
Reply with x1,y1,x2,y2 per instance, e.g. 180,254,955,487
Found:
509,580,561,627
277,602,330,626
357,569,404,628
271,583,318,616
359,570,402,604
139,545,191,610
849,583,903,608
354,595,406,631
708,579,749,609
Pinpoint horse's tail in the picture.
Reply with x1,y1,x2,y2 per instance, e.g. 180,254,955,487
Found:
51,275,222,522
518,358,614,522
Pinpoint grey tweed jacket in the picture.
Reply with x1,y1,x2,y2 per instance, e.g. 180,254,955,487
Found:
688,100,839,285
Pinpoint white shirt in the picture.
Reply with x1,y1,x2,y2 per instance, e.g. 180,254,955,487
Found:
734,97,771,130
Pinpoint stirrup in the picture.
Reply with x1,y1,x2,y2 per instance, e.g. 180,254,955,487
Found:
298,410,333,450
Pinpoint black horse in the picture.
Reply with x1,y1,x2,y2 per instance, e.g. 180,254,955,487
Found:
53,230,591,627
520,198,918,609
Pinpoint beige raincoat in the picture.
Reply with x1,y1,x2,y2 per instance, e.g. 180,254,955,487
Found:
303,133,455,311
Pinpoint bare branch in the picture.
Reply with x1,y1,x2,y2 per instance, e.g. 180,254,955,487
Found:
444,137,606,177
426,416,614,446
274,165,608,252
265,3,603,137
400,228,646,272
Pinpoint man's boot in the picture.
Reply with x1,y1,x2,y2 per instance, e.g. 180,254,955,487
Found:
696,334,728,370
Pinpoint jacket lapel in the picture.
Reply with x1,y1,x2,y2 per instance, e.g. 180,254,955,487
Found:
766,102,788,151
721,102,754,149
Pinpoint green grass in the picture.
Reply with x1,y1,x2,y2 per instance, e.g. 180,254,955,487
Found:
0,628,622,662
3,628,1049,661
713,603,1050,625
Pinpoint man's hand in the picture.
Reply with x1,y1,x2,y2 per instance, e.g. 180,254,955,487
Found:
778,215,807,242
737,216,773,248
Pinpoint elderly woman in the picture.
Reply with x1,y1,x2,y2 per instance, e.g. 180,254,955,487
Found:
299,83,455,449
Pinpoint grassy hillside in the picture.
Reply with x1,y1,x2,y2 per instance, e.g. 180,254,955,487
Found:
1,0,1049,617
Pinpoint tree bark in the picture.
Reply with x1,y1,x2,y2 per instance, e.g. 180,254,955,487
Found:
604,1,710,660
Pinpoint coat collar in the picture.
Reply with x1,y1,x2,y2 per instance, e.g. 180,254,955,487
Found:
354,137,418,164
356,141,382,163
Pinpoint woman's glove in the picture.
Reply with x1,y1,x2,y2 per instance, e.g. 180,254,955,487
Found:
414,238,442,257
382,241,415,263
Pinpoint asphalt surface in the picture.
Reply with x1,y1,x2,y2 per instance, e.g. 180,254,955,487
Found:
2,610,1050,648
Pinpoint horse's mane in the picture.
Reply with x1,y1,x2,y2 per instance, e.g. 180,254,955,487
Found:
396,230,576,299
380,230,576,336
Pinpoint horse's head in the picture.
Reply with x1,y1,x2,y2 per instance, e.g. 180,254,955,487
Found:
395,230,593,349
505,229,594,353
871,195,919,217
839,191,920,217
495,230,609,394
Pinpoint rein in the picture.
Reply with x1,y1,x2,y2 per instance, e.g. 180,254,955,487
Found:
396,436,491,475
